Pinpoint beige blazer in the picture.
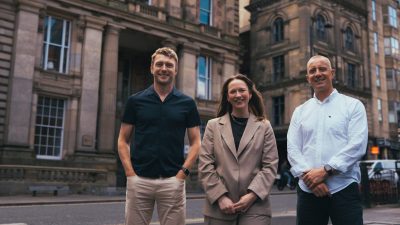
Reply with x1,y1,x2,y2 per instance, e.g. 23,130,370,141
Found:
198,113,279,220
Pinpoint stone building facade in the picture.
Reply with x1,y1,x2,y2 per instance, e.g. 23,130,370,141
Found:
368,0,400,159
244,0,400,166
0,0,240,195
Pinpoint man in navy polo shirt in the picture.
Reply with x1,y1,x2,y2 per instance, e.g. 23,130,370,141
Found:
118,47,201,225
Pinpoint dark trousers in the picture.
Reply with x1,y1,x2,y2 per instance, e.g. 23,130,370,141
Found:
296,182,363,225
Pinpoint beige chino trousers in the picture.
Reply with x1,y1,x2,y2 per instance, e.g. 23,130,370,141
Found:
125,175,186,225
204,214,271,225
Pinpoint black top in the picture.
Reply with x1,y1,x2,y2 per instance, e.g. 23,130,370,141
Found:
230,114,248,150
122,85,201,178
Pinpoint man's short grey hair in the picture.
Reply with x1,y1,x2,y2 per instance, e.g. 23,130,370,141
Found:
307,55,333,70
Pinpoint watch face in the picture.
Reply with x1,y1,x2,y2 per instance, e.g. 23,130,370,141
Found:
182,167,190,176
324,165,332,171
324,165,333,175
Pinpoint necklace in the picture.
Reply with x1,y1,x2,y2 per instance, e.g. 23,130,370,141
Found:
230,114,248,126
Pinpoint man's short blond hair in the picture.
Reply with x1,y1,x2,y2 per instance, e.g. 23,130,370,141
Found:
151,47,178,65
307,55,333,70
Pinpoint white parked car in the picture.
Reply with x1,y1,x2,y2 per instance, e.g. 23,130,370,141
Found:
360,159,399,186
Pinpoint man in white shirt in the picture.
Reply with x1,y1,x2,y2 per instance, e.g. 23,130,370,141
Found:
287,55,368,225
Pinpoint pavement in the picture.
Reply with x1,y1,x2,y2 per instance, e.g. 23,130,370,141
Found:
0,186,399,225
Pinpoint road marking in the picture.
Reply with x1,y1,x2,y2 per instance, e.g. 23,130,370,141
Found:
364,221,400,225
0,224,28,225
272,210,297,217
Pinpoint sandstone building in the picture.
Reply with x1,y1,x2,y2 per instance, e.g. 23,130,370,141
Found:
0,0,240,194
243,0,400,166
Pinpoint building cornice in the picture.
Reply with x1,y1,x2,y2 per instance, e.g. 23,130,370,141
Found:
246,0,368,17
47,0,239,52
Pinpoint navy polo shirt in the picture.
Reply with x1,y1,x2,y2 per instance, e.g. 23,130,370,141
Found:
122,85,201,178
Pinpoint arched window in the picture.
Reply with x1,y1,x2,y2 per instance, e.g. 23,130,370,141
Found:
345,27,354,50
273,18,284,42
316,15,326,40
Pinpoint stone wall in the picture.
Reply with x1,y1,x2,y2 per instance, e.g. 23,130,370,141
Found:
0,0,15,145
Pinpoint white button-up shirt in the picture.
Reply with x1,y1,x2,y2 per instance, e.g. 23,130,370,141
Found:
287,89,368,194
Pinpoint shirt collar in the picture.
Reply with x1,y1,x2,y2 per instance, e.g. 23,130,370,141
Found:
143,85,182,97
313,89,338,104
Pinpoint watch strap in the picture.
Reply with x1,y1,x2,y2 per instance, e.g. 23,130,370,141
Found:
324,164,333,176
181,166,190,176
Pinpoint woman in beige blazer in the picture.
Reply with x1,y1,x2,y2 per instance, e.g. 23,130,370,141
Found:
199,74,279,225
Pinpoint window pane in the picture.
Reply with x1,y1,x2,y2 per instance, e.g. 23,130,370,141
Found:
385,38,391,55
40,146,46,155
197,79,206,98
57,118,63,127
44,16,49,42
197,56,211,100
345,28,353,50
389,6,397,28
54,147,60,156
273,96,284,126
63,48,69,73
47,45,61,71
198,57,206,77
372,0,376,21
49,17,64,45
64,21,70,47
42,116,49,125
316,15,325,40
200,11,210,25
36,116,42,125
200,0,210,10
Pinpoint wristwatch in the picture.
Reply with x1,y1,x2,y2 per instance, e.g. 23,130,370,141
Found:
181,166,190,176
324,164,334,176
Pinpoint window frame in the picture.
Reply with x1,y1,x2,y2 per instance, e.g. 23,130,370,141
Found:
376,64,381,88
388,6,398,28
34,96,66,160
344,27,354,51
273,17,284,43
374,32,379,53
384,37,399,57
196,55,212,100
272,95,285,126
377,98,383,122
372,0,376,21
347,63,356,88
199,0,212,25
272,55,285,82
388,101,398,123
386,69,397,90
316,15,326,41
42,15,71,74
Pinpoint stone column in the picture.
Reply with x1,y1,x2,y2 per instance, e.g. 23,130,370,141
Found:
76,16,106,152
161,39,177,51
298,2,312,64
222,53,238,81
177,43,199,97
6,0,43,147
97,23,123,154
